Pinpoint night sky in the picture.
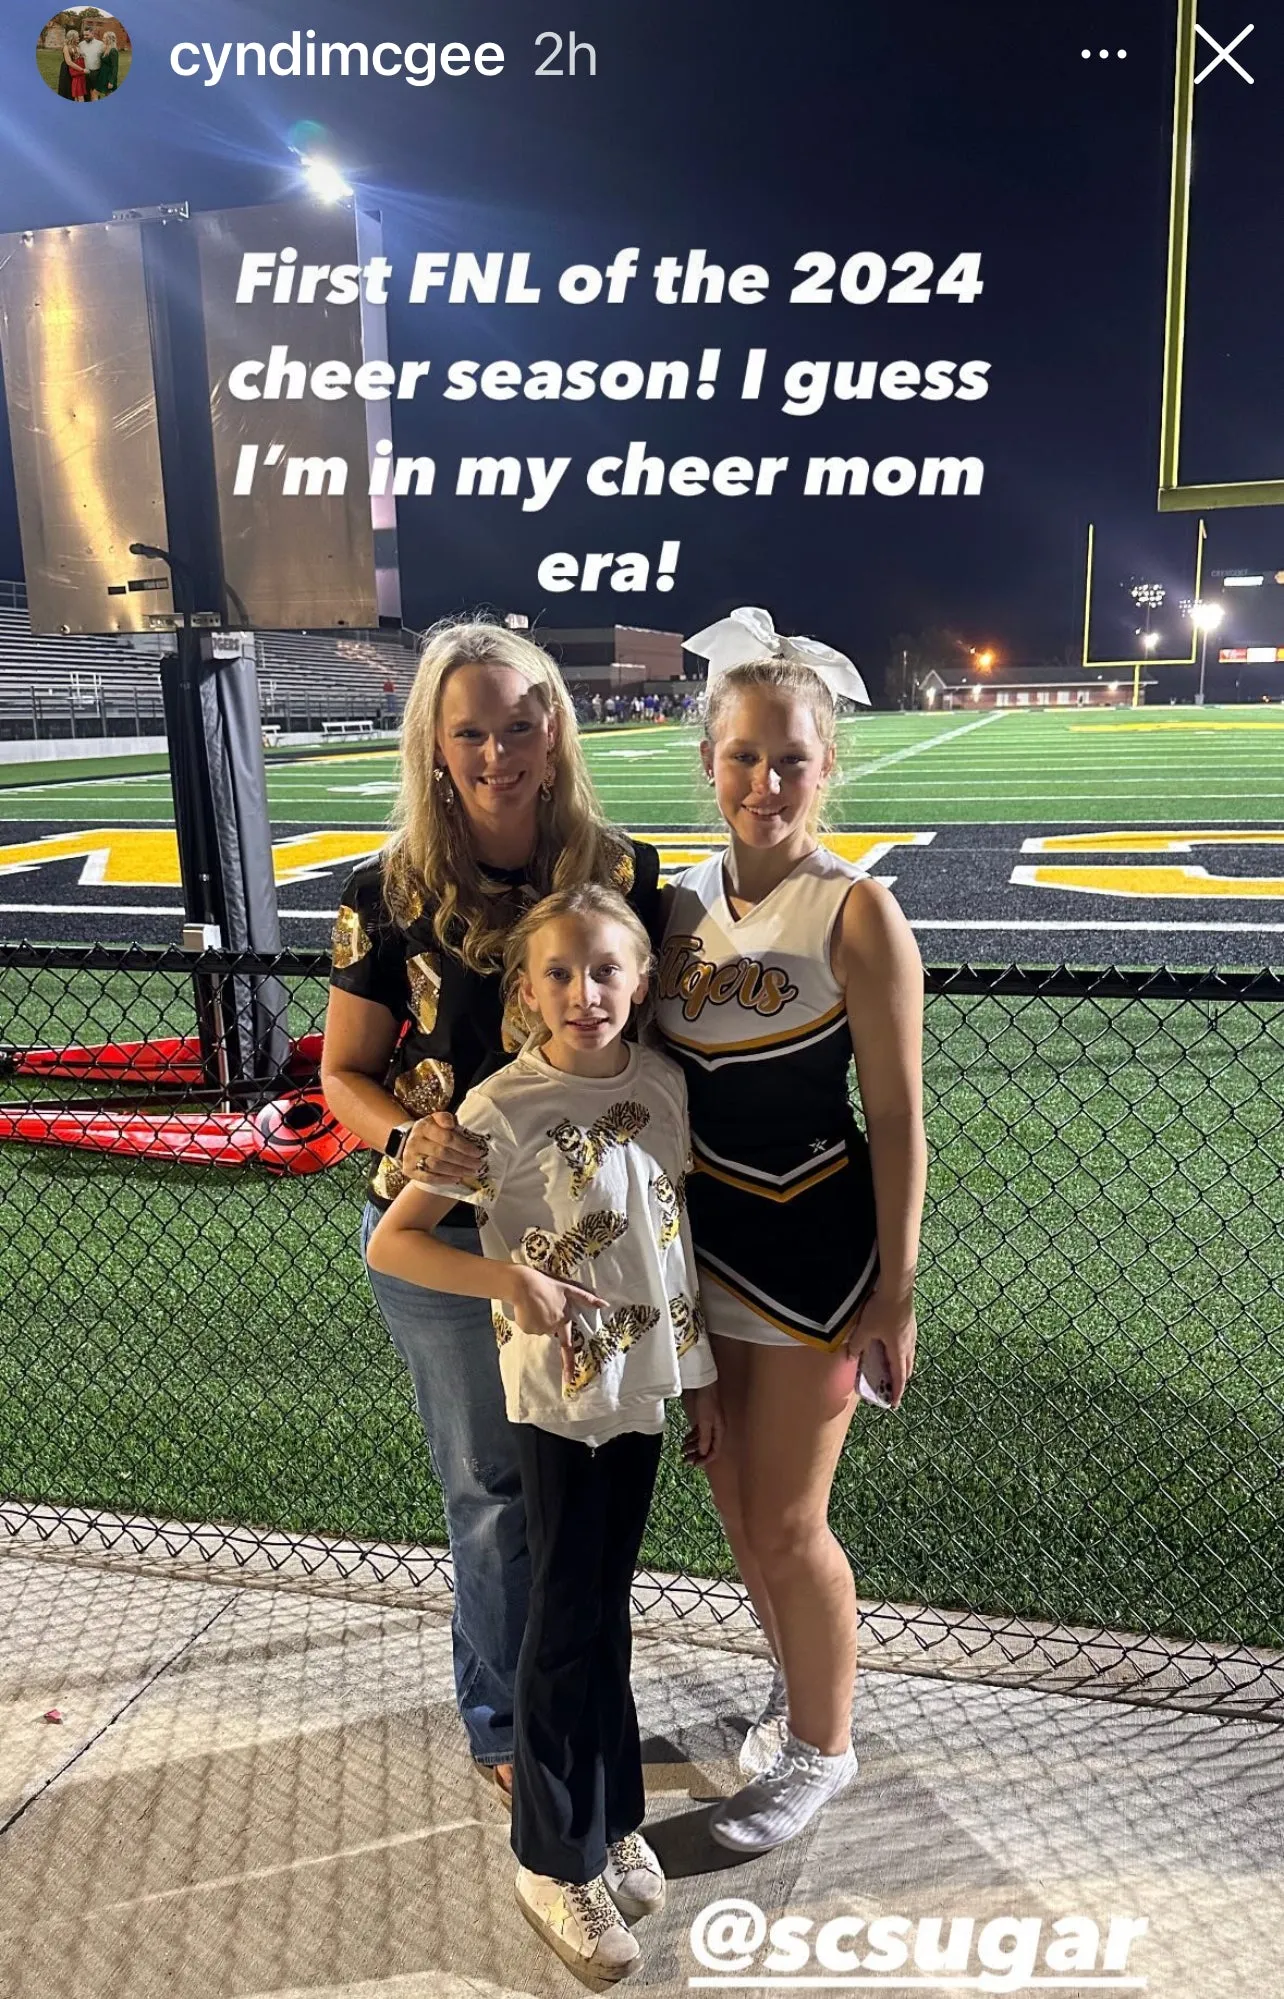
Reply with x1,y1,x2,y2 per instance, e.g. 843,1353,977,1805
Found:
3,0,1284,676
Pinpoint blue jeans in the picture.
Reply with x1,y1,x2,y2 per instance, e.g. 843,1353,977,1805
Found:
361,1203,530,1765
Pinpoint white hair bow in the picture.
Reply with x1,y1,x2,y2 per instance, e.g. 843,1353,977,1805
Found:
685,606,870,706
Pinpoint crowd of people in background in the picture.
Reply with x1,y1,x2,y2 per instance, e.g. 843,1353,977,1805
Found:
571,688,701,728
369,685,848,736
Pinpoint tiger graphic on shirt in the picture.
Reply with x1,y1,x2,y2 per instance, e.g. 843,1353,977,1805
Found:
520,1210,629,1280
651,1171,684,1248
563,1304,660,1396
668,1293,707,1359
546,1100,651,1198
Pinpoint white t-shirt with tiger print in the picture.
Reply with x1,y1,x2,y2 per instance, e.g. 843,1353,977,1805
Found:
424,1039,717,1447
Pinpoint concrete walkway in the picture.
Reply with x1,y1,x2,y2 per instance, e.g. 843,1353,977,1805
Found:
1,1543,1281,1999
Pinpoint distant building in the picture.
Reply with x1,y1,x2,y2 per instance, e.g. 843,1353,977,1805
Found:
538,625,684,696
44,16,132,51
917,666,1153,712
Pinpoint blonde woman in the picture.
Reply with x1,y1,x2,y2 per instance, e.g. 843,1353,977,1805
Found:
322,620,660,1804
656,610,926,1854
62,29,87,100
98,31,121,95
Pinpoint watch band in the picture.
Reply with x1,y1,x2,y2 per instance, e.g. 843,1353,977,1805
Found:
385,1120,415,1164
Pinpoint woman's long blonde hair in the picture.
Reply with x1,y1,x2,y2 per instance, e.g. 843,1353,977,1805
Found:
383,620,631,971
702,658,839,836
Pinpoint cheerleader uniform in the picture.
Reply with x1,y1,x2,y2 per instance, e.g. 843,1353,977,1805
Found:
655,846,879,1348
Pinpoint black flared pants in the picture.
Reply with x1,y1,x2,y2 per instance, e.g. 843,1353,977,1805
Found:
510,1423,664,1883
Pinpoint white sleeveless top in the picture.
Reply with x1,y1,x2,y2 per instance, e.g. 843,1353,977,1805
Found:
655,847,879,1348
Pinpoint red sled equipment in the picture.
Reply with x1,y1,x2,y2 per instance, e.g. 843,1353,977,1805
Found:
0,1030,324,1088
0,1089,360,1175
0,1031,360,1175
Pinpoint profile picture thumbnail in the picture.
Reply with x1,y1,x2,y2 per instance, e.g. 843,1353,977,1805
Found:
37,9,132,102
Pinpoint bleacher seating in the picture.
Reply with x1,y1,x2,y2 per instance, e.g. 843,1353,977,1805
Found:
0,584,417,743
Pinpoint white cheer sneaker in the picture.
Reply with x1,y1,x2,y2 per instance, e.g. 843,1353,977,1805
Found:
711,1732,859,1855
516,1867,641,1983
738,1662,790,1778
604,1830,666,1919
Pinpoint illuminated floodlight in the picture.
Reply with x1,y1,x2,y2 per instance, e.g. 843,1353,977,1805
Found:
1190,600,1224,704
1142,630,1161,651
1083,520,1204,668
1224,575,1264,588
301,157,353,202
1130,580,1166,608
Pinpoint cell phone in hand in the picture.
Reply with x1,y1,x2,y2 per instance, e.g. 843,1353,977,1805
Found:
858,1338,895,1410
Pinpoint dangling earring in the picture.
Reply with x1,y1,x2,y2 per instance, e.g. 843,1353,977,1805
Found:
433,765,455,808
539,762,555,801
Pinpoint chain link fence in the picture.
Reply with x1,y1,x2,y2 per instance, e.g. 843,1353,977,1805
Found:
1,946,1281,1712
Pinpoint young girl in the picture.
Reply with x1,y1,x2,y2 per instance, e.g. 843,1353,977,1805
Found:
368,883,721,1983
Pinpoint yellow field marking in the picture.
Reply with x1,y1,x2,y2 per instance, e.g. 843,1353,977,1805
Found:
0,827,934,889
270,832,385,883
290,750,400,768
653,831,935,872
0,829,185,886
0,827,382,888
1023,831,1284,854
1015,865,1284,900
1016,829,1284,901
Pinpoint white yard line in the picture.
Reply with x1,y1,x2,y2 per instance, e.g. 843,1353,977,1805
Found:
844,708,1013,779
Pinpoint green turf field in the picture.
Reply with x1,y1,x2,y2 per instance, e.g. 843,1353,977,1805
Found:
4,705,1284,826
1,963,1280,1648
3,704,1282,1648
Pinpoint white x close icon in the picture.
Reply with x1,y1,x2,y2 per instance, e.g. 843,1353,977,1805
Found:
1195,20,1255,85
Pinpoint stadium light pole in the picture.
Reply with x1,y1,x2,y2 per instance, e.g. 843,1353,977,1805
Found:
1191,602,1223,706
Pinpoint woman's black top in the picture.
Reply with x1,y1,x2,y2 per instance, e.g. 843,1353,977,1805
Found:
329,837,662,1223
